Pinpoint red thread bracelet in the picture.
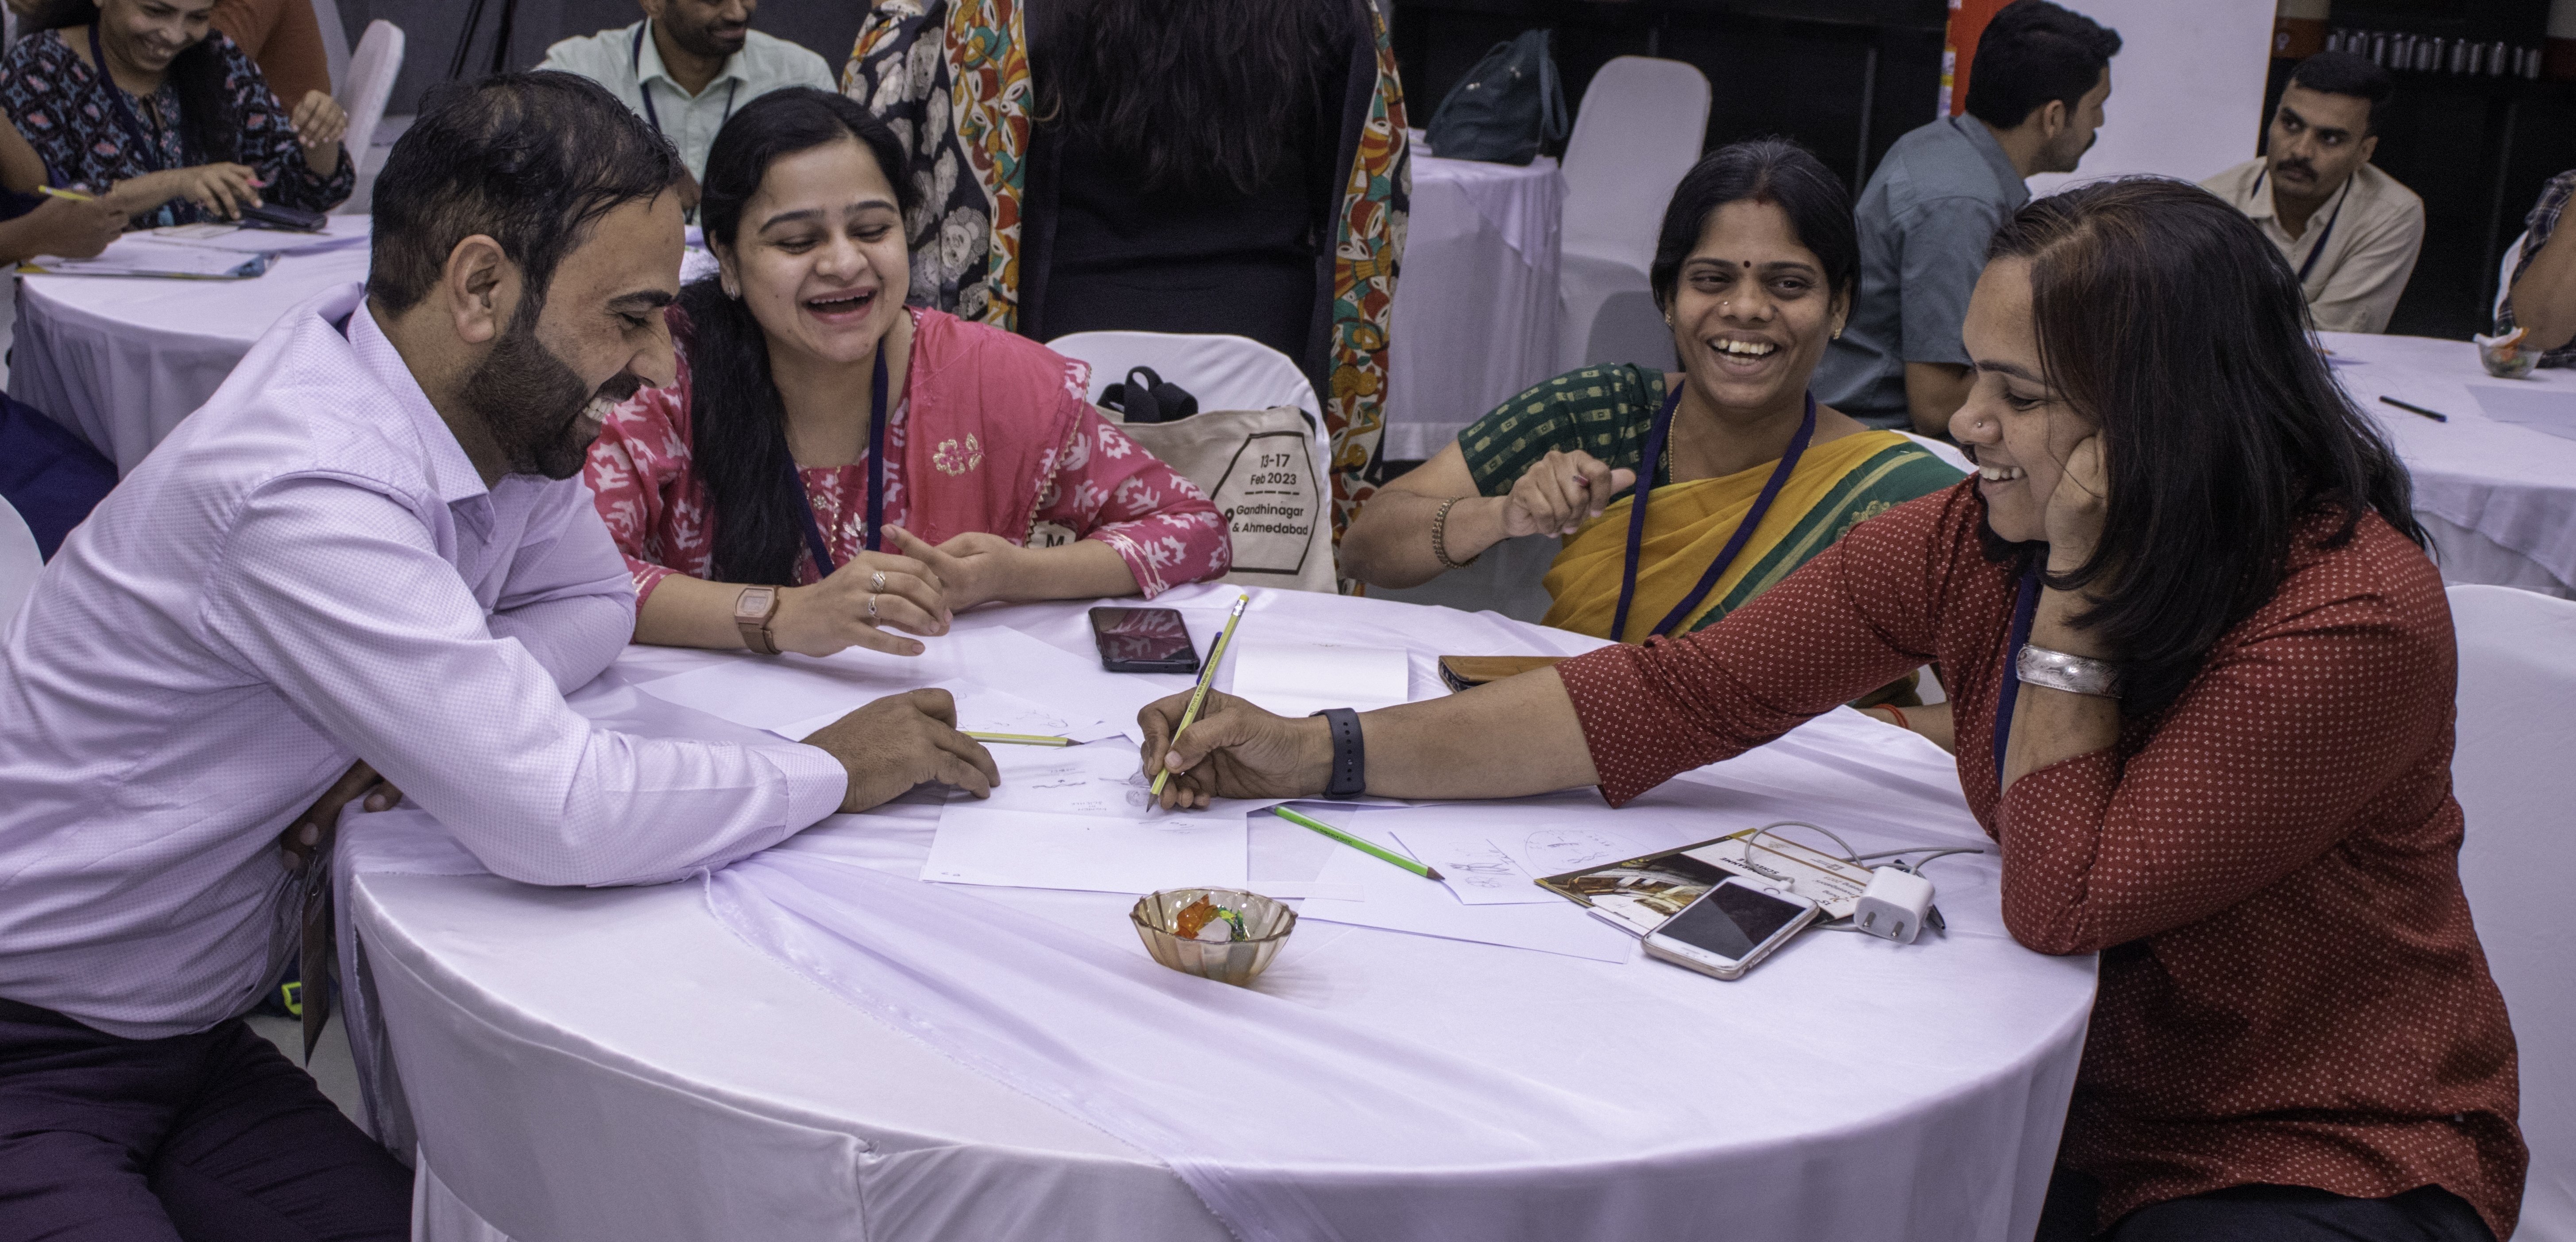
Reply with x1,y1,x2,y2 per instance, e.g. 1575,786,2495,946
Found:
1880,705,1911,730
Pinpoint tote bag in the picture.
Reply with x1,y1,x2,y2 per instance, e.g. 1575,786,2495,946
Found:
1109,405,1337,594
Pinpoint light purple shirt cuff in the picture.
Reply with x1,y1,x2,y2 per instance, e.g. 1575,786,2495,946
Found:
768,742,852,830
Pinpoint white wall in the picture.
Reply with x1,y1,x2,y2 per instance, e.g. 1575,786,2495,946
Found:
2023,0,2276,197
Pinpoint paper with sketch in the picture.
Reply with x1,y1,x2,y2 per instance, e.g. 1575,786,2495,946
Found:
635,626,1128,741
1296,810,1636,963
1228,640,1409,719
1390,829,1556,905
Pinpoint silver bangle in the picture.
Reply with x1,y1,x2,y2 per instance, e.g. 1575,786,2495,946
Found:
2016,644,2122,698
1431,496,1481,570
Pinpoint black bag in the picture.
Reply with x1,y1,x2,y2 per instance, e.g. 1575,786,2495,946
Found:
1098,367,1200,424
1423,28,1568,166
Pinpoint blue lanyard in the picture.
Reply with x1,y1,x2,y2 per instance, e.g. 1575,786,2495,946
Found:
89,22,174,173
632,22,739,139
791,345,891,577
1607,389,1817,643
2254,166,2347,285
1991,561,2043,792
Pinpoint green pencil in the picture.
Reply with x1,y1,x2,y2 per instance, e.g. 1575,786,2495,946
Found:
1148,594,1249,796
1272,804,1444,880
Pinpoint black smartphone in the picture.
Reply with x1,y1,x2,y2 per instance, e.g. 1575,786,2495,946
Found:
1089,606,1200,674
238,202,328,232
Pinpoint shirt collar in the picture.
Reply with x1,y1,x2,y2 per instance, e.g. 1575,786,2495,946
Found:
344,290,490,508
632,19,748,97
2250,162,2358,231
1952,116,2031,209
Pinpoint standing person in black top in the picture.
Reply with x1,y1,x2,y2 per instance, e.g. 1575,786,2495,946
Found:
1013,0,1370,374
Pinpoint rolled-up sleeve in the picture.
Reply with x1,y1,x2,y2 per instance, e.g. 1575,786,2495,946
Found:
199,475,847,887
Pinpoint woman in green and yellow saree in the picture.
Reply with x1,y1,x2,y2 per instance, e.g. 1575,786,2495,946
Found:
1343,137,1962,645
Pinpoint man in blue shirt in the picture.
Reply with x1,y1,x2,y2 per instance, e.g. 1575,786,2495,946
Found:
1816,0,2121,434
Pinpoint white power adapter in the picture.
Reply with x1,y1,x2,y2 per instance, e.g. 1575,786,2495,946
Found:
1854,866,1936,945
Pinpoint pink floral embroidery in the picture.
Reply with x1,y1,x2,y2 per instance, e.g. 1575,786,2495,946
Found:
932,434,985,476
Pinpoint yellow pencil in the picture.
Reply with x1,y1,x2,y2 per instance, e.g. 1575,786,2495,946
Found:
38,185,95,202
964,731,1072,747
1148,594,1249,796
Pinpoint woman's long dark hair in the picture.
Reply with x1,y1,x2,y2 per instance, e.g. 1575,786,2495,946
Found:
1039,0,1367,197
46,1,239,166
1988,178,2425,714
687,88,920,588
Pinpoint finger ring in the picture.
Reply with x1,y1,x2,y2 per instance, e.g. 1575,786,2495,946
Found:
870,571,888,593
867,593,878,621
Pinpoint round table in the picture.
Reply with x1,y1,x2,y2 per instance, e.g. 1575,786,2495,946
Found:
1382,151,1566,463
2321,331,2576,596
340,585,2094,1242
12,243,371,474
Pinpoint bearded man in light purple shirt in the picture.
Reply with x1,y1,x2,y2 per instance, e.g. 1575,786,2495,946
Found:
0,73,994,1241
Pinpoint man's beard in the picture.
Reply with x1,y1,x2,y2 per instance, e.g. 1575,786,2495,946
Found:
671,16,749,59
458,301,641,481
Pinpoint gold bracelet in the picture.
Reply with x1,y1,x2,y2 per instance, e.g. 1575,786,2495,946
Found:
1431,496,1480,569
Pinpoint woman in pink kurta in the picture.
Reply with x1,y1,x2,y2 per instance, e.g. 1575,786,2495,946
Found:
582,88,1229,659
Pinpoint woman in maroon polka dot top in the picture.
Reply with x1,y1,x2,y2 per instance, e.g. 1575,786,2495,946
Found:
1139,179,2524,1242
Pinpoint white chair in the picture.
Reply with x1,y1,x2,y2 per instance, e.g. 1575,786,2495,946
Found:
337,21,404,167
1555,57,1710,374
2495,230,2528,326
2447,583,2576,1242
0,495,42,643
309,0,351,96
1045,330,1328,469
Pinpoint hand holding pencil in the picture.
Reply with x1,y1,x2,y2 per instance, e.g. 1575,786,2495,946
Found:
1137,689,1332,810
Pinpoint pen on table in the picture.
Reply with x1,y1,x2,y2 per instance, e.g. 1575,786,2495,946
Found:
2378,396,2448,423
964,731,1072,747
1148,594,1249,798
1272,805,1444,881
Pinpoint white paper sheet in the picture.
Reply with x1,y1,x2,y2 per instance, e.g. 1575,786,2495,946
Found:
1391,829,1557,905
1228,639,1410,719
151,216,371,255
1296,810,1637,963
2470,384,2576,443
27,235,266,277
921,806,1250,895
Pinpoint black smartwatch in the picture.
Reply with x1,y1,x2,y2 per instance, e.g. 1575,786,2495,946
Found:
1311,707,1366,799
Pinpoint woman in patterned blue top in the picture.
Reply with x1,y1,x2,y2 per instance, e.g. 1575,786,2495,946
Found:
0,0,351,228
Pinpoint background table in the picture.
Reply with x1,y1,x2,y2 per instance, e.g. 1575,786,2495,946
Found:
1382,153,1565,463
343,585,2093,1242
2323,332,2576,597
12,245,371,474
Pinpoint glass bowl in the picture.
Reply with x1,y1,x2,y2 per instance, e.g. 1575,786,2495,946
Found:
1130,888,1296,986
2479,333,2539,379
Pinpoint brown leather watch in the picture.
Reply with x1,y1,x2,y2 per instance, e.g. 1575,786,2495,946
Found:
733,585,784,655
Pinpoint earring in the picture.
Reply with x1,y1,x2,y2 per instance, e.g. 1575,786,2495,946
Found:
719,276,741,299
1831,326,1843,340
1663,311,1674,327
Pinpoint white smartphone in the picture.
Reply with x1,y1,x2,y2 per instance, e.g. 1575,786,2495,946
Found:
1642,876,1821,980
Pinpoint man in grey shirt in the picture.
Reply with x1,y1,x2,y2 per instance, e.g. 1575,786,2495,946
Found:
1816,0,2121,433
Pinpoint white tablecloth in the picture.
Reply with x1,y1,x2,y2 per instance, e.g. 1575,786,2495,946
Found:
2321,332,2576,595
12,246,372,474
1383,154,1566,462
340,585,2094,1242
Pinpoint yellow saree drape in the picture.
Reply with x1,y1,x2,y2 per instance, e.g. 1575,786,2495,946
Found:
1542,431,1928,640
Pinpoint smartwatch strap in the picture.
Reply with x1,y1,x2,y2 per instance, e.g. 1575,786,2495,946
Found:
1311,707,1365,799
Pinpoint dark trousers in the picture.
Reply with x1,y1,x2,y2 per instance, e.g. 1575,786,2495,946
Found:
0,997,411,1242
2038,1167,2497,1242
